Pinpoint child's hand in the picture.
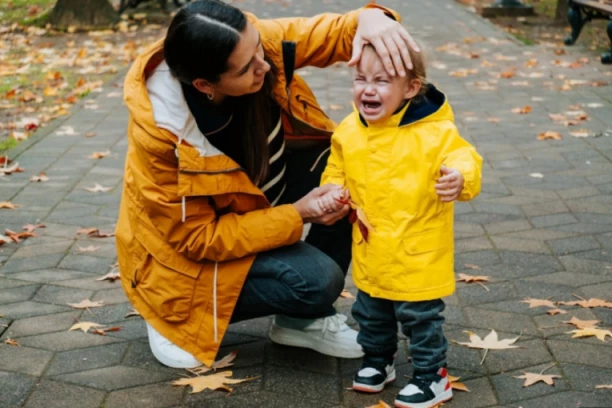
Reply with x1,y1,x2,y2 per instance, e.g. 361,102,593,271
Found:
435,166,464,202
317,185,348,213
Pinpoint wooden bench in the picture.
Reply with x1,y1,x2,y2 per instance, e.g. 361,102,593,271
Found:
118,0,191,14
564,0,612,64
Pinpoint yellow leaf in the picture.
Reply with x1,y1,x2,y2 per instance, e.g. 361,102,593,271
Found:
4,338,20,346
547,309,567,315
171,371,257,393
514,372,560,387
69,321,105,333
87,150,110,159
567,328,612,342
190,351,238,375
340,289,355,299
0,201,20,210
366,401,392,408
520,298,556,309
558,298,612,308
537,131,562,141
457,273,490,283
562,317,601,329
511,106,532,114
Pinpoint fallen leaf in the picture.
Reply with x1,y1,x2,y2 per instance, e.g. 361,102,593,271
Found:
92,326,121,335
449,375,470,392
567,328,612,342
569,129,590,138
69,321,105,333
547,309,567,315
530,173,544,178
76,228,115,238
500,69,516,79
558,297,612,309
84,183,111,193
88,149,110,159
4,338,19,346
55,126,77,136
77,245,100,253
67,299,104,309
520,298,557,309
5,229,36,243
0,202,20,210
30,172,49,182
366,402,392,408
124,309,141,318
0,162,22,176
463,264,480,270
514,372,560,387
457,273,490,283
190,351,238,375
172,371,257,393
562,317,601,329
586,103,603,108
537,131,562,140
590,81,608,87
85,132,96,138
454,330,521,358
96,271,120,282
340,289,355,299
328,104,344,111
0,234,14,245
11,131,29,141
511,106,532,114
596,384,612,389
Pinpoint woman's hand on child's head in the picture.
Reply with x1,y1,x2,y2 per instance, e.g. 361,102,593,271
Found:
435,166,464,202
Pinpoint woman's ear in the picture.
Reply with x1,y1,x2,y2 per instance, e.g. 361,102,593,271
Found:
192,78,215,96
403,78,422,100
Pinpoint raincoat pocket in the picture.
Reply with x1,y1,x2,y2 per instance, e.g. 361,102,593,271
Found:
133,219,203,322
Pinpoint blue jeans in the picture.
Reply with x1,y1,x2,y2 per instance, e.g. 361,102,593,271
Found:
231,146,351,326
352,290,448,375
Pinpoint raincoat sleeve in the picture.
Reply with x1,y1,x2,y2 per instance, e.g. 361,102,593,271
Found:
320,127,346,187
439,123,483,202
250,4,400,69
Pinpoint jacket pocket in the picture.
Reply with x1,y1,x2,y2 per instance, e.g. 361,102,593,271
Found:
133,220,203,322
403,225,451,255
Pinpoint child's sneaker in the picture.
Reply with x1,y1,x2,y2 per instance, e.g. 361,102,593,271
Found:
352,355,396,393
395,367,452,408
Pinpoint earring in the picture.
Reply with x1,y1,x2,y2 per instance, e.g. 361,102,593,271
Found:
207,92,214,100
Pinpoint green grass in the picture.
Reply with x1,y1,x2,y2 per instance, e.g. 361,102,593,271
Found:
0,0,56,24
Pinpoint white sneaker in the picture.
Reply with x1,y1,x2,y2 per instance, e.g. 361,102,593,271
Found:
268,313,364,358
146,322,202,368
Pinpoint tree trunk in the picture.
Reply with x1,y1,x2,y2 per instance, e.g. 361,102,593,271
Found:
49,0,118,30
555,0,569,23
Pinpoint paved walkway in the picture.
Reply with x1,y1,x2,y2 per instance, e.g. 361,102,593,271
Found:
1,1,612,407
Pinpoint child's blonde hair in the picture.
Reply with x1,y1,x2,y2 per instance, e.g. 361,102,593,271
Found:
363,41,428,97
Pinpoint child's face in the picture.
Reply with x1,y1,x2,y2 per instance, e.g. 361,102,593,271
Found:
353,49,420,124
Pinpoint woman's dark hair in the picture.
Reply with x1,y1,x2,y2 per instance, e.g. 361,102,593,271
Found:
164,0,275,185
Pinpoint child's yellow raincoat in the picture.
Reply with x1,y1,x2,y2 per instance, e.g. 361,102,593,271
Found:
322,85,482,302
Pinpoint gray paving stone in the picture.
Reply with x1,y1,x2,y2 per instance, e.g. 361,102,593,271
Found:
0,279,32,290
490,363,569,405
46,342,129,376
121,340,182,375
548,339,612,369
0,371,38,408
0,285,40,305
524,271,612,287
91,287,127,305
456,281,517,306
9,241,73,260
0,301,70,320
32,285,94,305
559,363,612,392
513,280,586,304
513,390,612,408
7,269,92,284
455,250,502,269
491,236,551,254
444,330,488,375
483,337,553,374
190,391,334,408
265,342,337,375
52,276,122,291
531,213,578,228
455,236,494,253
105,383,184,408
1,254,65,274
500,228,580,241
265,365,340,404
57,255,115,275
6,312,78,338
522,201,569,217
483,219,532,235
0,344,54,376
17,329,122,352
23,379,106,408
103,319,147,341
558,255,612,277
579,281,612,301
498,251,563,271
53,365,175,392
464,307,539,336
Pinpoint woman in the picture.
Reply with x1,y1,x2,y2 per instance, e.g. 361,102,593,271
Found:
116,0,417,369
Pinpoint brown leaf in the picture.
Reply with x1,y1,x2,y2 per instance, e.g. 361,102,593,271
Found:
520,298,556,309
590,81,608,87
191,351,238,375
366,402,392,408
449,375,470,392
4,338,20,346
67,299,104,309
5,229,36,243
524,58,539,68
547,309,567,315
92,326,121,336
96,271,120,282
0,234,14,245
567,328,612,342
0,162,22,175
84,183,111,193
77,245,100,253
340,289,355,299
69,321,105,333
562,317,601,330
87,150,110,159
124,309,141,318
457,273,490,283
558,297,612,309
500,70,516,79
514,372,561,387
85,132,96,138
22,225,45,236
537,131,562,140
30,172,49,182
596,384,612,389
172,371,257,393
511,106,532,114
76,228,115,238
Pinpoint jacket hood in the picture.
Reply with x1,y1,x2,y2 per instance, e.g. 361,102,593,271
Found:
357,84,453,128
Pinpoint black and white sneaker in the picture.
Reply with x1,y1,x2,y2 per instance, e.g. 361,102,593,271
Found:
352,355,396,393
395,367,453,408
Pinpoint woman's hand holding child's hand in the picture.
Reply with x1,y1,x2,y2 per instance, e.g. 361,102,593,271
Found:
317,186,349,214
435,166,464,202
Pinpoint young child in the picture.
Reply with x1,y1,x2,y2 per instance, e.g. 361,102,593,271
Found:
319,44,482,408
